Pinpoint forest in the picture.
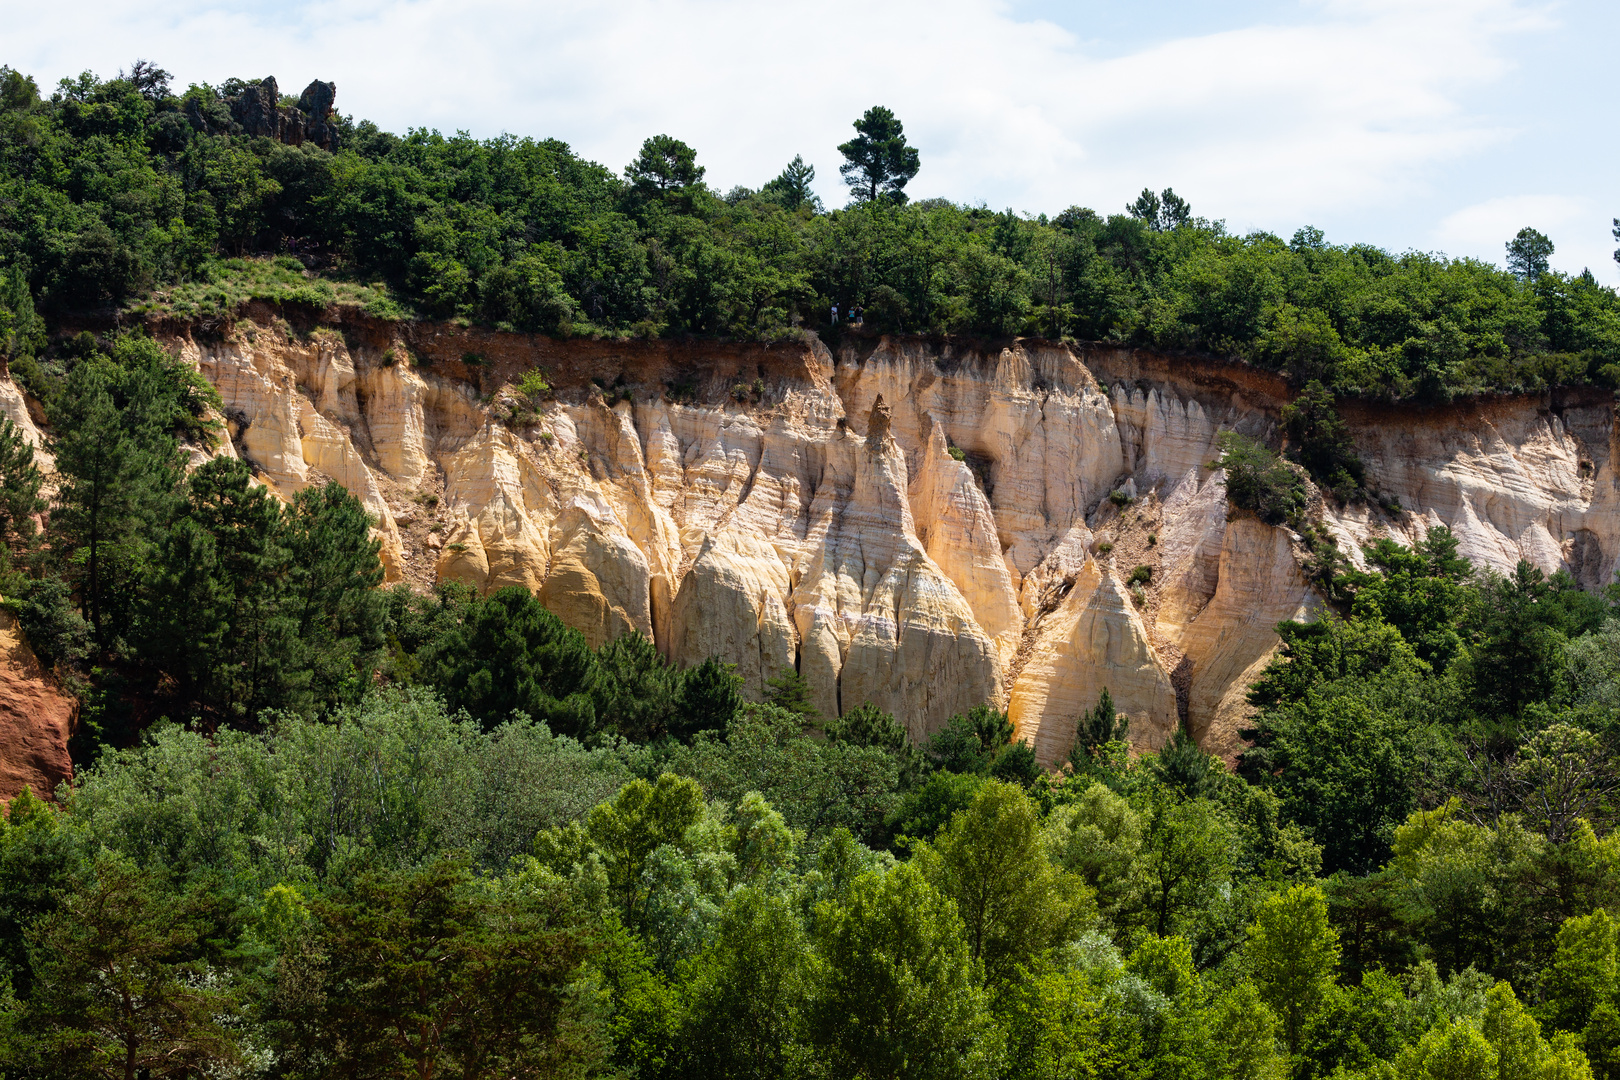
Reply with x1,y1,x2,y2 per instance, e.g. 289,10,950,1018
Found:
2,62,1620,403
4,59,1620,1080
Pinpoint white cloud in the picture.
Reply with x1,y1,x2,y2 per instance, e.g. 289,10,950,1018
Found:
1435,195,1615,278
4,0,1569,243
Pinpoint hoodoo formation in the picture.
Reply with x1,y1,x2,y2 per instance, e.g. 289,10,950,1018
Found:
6,306,1607,803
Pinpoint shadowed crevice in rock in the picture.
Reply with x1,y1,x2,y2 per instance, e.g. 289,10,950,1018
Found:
1172,654,1194,733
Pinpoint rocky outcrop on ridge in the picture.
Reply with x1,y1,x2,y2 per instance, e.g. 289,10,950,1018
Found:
228,77,339,150
10,313,1614,769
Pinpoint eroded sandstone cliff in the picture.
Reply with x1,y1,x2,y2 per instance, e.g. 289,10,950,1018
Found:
11,311,1615,769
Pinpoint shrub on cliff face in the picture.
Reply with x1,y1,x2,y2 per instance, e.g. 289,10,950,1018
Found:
1281,380,1365,502
1217,431,1306,527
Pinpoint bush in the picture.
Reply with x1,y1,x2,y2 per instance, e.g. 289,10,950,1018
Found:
1217,432,1306,527
4,575,90,671
948,446,965,462
1281,380,1365,501
1108,489,1134,507
1127,565,1153,587
515,369,551,400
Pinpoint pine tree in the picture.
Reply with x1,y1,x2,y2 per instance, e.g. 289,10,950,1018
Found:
48,356,182,650
282,479,386,708
764,667,818,721
1069,687,1129,771
1506,227,1554,281
761,155,821,212
837,107,920,204
673,657,743,740
0,416,44,568
21,856,243,1077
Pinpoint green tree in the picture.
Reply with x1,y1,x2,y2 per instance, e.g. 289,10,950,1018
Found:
1507,227,1555,281
582,773,705,926
1465,561,1575,721
1483,979,1595,1080
1208,980,1288,1080
826,701,906,752
0,264,45,365
592,632,679,741
808,862,998,1080
1135,784,1236,938
1127,187,1191,231
1069,687,1129,769
48,353,183,649
0,415,44,567
672,657,744,740
917,780,1093,984
143,455,292,719
307,855,608,1079
999,962,1123,1080
1242,690,1418,875
763,666,819,721
1397,1020,1499,1080
1281,379,1364,499
1047,782,1146,929
0,788,84,1000
1340,527,1473,670
924,704,1015,775
1246,883,1340,1054
1540,909,1618,1036
281,479,388,708
21,855,242,1080
627,135,705,202
1299,970,1410,1079
888,771,987,847
203,145,282,253
838,107,921,204
762,154,821,212
421,585,599,734
1149,729,1226,800
676,885,811,1078
1217,431,1306,527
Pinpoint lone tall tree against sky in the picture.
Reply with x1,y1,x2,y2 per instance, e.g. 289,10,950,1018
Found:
838,107,920,204
1506,226,1554,281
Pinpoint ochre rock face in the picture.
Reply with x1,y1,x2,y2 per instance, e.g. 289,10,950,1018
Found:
0,612,75,803
53,319,1609,763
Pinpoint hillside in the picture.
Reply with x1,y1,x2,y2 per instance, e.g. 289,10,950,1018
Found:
7,58,1620,1080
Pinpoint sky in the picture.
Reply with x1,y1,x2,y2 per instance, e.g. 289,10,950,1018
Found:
5,0,1617,281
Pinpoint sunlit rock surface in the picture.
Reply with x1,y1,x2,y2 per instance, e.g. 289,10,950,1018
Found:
10,317,1591,764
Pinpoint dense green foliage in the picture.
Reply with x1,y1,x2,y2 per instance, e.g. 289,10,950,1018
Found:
1,504,1619,1077
4,643,1615,1079
3,63,1620,400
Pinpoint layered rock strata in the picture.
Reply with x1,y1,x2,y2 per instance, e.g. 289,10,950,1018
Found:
12,316,1613,767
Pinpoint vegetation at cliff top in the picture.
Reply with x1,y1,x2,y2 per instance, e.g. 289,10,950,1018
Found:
2,62,1620,402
